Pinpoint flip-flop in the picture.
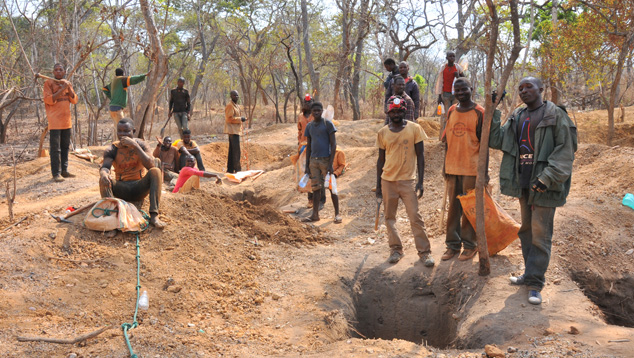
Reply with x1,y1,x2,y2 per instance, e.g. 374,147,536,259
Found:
301,217,320,223
334,216,342,224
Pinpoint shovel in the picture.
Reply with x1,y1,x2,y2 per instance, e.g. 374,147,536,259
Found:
50,201,97,223
374,197,382,231
159,115,171,137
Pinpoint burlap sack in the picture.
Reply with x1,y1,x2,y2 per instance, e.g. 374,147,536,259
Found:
84,198,148,232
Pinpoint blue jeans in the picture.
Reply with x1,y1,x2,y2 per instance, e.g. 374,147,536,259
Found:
518,189,556,291
173,112,188,138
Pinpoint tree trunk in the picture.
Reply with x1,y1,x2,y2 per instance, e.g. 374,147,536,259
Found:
606,31,634,146
134,0,169,139
301,0,319,100
477,0,523,276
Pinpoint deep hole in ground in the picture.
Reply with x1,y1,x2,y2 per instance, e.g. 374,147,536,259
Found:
350,269,461,348
572,271,634,328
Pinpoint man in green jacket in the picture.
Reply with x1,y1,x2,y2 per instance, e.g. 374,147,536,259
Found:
103,68,150,139
489,77,577,305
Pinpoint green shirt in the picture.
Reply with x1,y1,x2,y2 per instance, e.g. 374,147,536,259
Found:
102,74,147,108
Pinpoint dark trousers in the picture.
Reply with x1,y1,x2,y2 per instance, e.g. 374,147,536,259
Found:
518,189,556,291
308,188,326,204
178,152,205,171
99,167,162,214
227,134,241,173
445,175,477,250
50,128,71,176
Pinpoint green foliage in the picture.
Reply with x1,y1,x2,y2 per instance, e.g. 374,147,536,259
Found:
413,74,427,94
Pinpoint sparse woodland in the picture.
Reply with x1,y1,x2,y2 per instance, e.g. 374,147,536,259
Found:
0,0,632,146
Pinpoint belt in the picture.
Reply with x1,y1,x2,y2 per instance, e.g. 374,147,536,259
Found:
311,156,329,159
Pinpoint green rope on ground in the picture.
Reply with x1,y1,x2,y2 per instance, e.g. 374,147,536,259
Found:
121,232,142,358
91,207,119,218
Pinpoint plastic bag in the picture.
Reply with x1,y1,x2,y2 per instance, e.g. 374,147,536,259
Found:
84,198,148,232
458,189,520,256
325,173,338,195
623,193,634,210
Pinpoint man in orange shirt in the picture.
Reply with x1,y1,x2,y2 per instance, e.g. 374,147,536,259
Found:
376,96,434,267
43,64,78,182
99,118,165,228
440,77,483,261
225,90,247,173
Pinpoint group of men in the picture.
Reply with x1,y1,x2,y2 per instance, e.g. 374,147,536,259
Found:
376,51,577,305
43,54,576,305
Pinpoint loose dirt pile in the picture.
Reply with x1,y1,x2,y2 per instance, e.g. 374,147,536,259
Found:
0,106,633,357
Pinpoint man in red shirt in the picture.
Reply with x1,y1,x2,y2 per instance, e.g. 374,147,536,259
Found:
435,51,465,139
173,155,222,193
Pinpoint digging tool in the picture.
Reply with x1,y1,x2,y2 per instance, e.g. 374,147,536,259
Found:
440,177,449,228
159,115,171,137
49,201,97,224
374,197,382,231
34,73,64,83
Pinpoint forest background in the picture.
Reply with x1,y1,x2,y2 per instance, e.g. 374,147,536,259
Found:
0,0,633,149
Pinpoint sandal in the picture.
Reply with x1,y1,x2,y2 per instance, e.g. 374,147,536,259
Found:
301,216,320,223
334,215,342,224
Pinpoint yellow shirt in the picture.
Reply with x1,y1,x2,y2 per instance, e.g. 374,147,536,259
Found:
173,139,198,150
224,102,242,135
376,122,425,182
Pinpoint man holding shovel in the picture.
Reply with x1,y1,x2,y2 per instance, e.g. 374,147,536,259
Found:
42,64,78,182
440,77,483,262
224,90,247,174
376,96,433,267
168,77,191,138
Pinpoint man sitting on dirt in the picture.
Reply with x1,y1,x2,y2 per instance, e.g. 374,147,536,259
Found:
173,155,222,194
225,90,247,173
153,136,180,188
489,76,577,305
376,96,433,267
42,63,78,182
297,94,325,208
440,77,484,262
304,102,341,223
102,68,149,139
99,118,165,228
384,75,415,124
173,130,205,171
435,51,465,140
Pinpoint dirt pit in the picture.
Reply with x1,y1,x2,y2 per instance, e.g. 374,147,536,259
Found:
572,272,634,328
351,269,458,348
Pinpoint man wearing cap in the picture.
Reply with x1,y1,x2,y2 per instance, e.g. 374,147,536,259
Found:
376,95,434,267
225,90,247,173
304,102,341,223
168,77,191,138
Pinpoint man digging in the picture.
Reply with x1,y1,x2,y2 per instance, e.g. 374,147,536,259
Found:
376,96,433,267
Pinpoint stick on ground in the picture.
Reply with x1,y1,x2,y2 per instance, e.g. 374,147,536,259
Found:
17,326,111,344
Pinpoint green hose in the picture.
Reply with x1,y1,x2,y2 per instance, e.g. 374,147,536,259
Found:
121,231,141,358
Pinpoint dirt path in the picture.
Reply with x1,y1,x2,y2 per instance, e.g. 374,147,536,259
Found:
0,116,633,357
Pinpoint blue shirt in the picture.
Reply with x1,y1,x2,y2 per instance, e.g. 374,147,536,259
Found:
305,119,336,158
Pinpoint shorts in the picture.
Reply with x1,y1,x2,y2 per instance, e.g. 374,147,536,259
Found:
309,157,329,190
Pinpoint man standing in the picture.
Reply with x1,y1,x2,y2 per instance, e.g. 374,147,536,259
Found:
383,58,399,91
435,51,465,138
103,68,149,139
385,61,421,119
153,136,180,187
304,102,341,223
489,77,577,305
440,78,484,262
297,94,325,208
168,77,191,138
99,118,165,228
385,75,415,124
174,130,205,171
42,64,78,182
225,90,247,173
376,96,434,267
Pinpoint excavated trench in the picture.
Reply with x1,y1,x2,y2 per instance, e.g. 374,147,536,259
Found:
347,268,468,348
572,272,634,328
